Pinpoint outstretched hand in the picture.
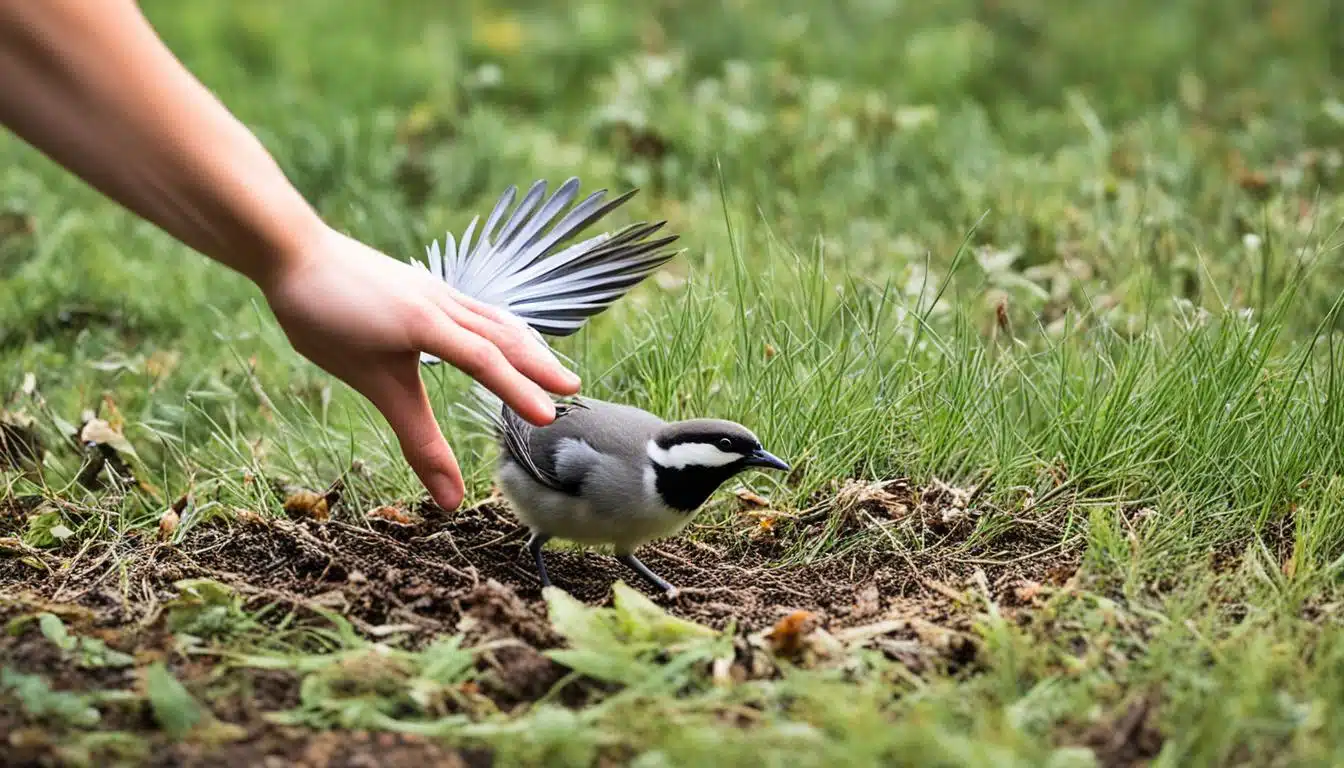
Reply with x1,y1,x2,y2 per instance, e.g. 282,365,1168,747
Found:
260,225,580,510
0,1,580,510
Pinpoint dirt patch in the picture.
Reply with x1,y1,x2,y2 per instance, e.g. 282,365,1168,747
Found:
0,477,1082,764
2,479,1075,639
0,592,486,768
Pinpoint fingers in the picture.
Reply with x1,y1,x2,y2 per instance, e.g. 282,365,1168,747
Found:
431,288,581,398
410,308,559,426
364,360,466,511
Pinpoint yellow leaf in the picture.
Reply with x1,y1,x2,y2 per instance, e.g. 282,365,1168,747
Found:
475,17,523,54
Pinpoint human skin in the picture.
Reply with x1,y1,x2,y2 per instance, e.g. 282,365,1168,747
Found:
0,0,581,510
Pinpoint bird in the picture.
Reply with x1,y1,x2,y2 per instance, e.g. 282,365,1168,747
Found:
416,177,791,598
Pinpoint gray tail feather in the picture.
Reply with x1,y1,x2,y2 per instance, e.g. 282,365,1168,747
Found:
416,177,680,366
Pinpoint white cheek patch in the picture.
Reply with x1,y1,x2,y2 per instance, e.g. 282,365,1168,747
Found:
647,440,742,469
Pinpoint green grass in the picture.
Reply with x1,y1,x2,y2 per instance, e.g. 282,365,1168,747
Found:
4,0,1344,765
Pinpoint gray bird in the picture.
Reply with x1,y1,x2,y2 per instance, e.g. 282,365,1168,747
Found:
417,178,790,597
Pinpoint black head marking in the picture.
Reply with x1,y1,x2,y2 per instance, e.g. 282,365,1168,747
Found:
653,419,760,452
650,419,783,512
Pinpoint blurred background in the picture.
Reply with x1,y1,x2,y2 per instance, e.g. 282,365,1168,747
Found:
5,0,1342,339
1,0,1342,499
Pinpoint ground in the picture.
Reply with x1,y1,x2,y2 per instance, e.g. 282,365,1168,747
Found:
3,0,1344,766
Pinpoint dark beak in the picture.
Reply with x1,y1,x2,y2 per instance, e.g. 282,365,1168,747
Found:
745,448,790,472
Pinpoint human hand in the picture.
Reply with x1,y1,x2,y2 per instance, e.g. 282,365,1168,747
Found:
0,2,582,510
259,224,581,510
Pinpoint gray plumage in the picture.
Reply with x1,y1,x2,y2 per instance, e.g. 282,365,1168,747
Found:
497,398,683,554
488,395,787,594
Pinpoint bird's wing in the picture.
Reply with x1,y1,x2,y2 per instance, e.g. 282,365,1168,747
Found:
415,177,680,363
455,386,590,494
498,399,592,494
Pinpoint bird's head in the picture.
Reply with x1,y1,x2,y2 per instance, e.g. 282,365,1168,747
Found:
646,419,790,511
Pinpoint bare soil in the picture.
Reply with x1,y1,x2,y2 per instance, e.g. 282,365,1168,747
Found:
0,479,1101,766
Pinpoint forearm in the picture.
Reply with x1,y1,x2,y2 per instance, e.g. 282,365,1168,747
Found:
0,0,321,288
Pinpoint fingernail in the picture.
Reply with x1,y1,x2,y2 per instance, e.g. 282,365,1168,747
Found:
429,475,465,511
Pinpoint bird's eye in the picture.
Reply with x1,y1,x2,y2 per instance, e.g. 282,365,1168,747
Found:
717,438,733,452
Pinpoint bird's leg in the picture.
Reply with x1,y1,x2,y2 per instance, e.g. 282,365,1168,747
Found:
528,532,553,588
616,553,680,599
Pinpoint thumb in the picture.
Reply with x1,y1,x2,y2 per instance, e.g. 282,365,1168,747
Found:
364,359,466,511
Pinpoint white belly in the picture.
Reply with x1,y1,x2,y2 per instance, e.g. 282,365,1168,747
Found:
496,461,693,553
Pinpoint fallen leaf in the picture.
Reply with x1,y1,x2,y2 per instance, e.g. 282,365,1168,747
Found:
283,490,329,522
1012,579,1044,604
753,516,778,538
232,508,266,526
764,610,817,657
158,509,179,540
78,418,138,461
366,505,419,526
1237,169,1272,199
734,488,771,509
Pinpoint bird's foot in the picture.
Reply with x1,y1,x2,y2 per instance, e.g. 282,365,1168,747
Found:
616,553,679,600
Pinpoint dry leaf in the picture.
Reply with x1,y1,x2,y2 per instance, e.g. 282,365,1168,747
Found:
1012,579,1044,605
734,488,771,509
233,508,266,526
158,508,179,540
99,395,125,431
753,516,778,538
78,418,138,460
283,490,329,522
764,610,817,657
1237,169,1271,197
366,505,419,526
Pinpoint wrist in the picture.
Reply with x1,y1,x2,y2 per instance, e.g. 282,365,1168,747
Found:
246,191,328,296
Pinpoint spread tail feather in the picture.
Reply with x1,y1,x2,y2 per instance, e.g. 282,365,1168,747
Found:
416,178,680,364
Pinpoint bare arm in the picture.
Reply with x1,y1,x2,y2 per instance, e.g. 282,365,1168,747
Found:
0,0,580,509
